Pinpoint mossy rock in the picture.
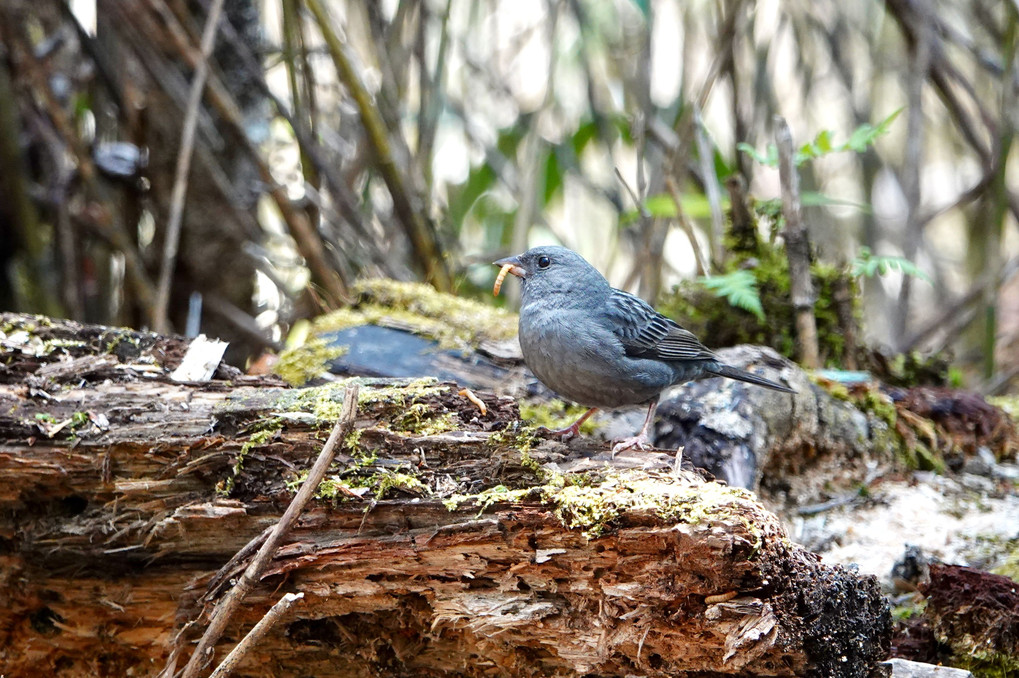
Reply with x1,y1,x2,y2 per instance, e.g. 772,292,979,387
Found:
276,279,518,386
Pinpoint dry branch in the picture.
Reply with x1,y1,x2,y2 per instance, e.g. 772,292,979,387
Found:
179,384,359,677
775,116,820,369
154,0,227,335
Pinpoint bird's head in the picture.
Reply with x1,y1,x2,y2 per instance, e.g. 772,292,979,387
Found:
493,246,609,306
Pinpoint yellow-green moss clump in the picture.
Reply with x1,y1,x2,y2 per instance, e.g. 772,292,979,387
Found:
988,396,1019,425
274,377,448,423
274,336,349,386
288,467,427,502
519,400,599,435
446,470,763,541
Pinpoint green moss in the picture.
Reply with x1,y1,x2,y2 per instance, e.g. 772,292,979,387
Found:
290,467,427,501
273,377,447,424
443,484,535,514
992,545,1019,583
309,278,517,353
487,423,544,453
817,381,946,472
519,400,599,435
389,401,456,436
658,236,856,367
217,421,284,496
988,396,1019,425
954,652,1019,678
446,470,762,541
891,598,926,622
274,336,349,386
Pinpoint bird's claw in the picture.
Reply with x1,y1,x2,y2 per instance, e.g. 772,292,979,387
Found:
538,423,581,441
611,433,652,457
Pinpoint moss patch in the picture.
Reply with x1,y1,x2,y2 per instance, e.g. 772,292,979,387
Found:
274,336,349,386
658,235,855,367
519,400,599,435
274,377,448,424
446,470,762,540
217,420,284,496
273,278,518,386
288,467,427,502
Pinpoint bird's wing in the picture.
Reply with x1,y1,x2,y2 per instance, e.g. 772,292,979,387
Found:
605,289,717,362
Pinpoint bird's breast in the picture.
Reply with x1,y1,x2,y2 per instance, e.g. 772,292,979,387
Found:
517,306,670,408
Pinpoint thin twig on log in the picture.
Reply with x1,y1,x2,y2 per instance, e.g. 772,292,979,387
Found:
207,592,305,678
178,383,361,678
154,0,227,335
774,116,820,369
305,0,452,293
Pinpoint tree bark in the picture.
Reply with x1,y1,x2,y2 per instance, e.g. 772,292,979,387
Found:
0,312,889,677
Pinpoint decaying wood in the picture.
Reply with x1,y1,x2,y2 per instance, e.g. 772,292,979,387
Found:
0,313,890,677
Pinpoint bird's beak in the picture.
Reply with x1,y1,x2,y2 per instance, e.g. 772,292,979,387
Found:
493,255,526,278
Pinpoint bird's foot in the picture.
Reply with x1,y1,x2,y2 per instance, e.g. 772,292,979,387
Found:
539,422,582,442
611,432,652,457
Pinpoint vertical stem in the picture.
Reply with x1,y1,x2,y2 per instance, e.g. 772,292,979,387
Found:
895,4,931,346
984,6,1018,379
153,0,228,334
774,116,820,369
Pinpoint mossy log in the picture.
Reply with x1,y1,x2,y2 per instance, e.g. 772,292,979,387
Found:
0,313,890,677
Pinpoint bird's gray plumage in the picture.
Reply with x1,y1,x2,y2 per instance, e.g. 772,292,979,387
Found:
497,245,794,412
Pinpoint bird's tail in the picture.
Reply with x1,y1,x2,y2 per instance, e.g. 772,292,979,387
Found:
706,363,796,394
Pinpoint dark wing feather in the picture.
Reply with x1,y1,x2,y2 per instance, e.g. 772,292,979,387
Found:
605,290,716,362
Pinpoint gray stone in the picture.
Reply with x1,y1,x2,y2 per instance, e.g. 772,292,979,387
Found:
881,658,974,677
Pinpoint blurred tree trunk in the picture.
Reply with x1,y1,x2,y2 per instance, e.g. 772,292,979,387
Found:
97,0,263,363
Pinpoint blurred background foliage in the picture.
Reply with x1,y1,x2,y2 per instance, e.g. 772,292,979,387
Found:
0,0,1017,390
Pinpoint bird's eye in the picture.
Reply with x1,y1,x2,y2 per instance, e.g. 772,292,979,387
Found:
537,255,551,269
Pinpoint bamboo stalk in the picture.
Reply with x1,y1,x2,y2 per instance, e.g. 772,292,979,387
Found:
305,0,452,292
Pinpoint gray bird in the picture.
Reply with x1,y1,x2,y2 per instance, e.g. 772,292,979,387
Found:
494,246,795,455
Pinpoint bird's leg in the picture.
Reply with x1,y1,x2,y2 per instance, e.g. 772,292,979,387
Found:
611,397,659,457
544,407,598,441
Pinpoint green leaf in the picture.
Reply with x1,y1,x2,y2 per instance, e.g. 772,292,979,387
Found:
737,142,778,167
571,119,602,157
739,109,902,168
618,193,730,225
542,148,563,206
851,246,931,284
845,108,902,152
698,270,765,320
447,164,496,228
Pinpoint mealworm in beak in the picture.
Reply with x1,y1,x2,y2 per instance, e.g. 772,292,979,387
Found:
494,263,513,296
